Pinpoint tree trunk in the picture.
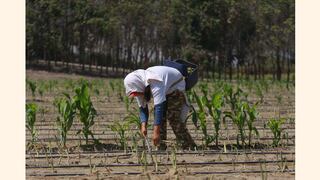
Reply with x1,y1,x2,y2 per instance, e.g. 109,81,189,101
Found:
276,47,282,81
212,52,216,79
236,61,239,80
286,48,291,86
79,26,86,72
115,37,120,75
89,49,92,73
272,50,276,81
253,60,257,81
229,49,232,81
223,50,227,81
245,61,249,80
218,51,222,80
257,57,261,80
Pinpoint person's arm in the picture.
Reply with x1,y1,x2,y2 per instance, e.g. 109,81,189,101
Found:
152,101,166,146
139,105,149,137
153,102,165,125
135,96,149,137
139,105,149,124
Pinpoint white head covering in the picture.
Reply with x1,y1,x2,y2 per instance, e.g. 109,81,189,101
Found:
124,69,163,96
124,69,146,96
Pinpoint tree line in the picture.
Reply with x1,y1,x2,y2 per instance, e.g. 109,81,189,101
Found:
26,0,294,81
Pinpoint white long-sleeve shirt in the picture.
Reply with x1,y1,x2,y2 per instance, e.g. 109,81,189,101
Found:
125,66,185,107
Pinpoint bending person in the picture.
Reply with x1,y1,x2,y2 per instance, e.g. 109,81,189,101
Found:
124,66,196,149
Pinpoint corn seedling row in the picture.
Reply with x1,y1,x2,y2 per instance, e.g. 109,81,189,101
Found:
26,103,38,145
26,74,294,179
54,93,77,148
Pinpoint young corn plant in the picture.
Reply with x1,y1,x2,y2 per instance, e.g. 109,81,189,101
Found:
38,106,48,121
26,103,38,143
116,81,124,102
108,121,129,152
27,80,37,99
193,90,213,148
186,91,199,129
47,80,57,92
38,84,45,101
209,91,224,147
171,145,178,174
267,118,285,147
244,102,260,147
109,80,115,93
199,83,209,97
125,108,152,155
64,79,75,90
246,80,254,93
124,107,143,131
224,84,239,111
224,102,247,147
186,90,195,103
259,80,269,93
105,89,110,102
223,85,248,147
255,85,264,103
124,96,130,112
124,108,145,141
74,82,98,145
55,94,77,148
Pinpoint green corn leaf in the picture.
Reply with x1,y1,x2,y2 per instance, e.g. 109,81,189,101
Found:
192,109,199,129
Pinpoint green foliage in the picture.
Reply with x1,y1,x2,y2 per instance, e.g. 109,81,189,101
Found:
224,101,247,147
64,79,75,90
38,106,48,121
244,102,260,146
109,80,115,92
26,103,38,143
223,84,247,112
259,80,269,93
223,85,259,148
55,94,77,147
27,80,37,98
108,121,129,150
74,82,98,145
255,84,264,103
210,91,224,147
193,90,213,147
92,79,104,90
186,90,195,103
193,83,261,148
124,108,141,129
199,87,225,147
199,83,209,97
47,80,58,92
275,94,283,105
124,96,130,112
116,81,124,102
267,118,286,147
26,0,294,81
38,84,45,100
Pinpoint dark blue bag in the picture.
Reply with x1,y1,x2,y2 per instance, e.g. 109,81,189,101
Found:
163,59,198,90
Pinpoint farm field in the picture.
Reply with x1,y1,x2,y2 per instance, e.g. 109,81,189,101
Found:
26,70,295,179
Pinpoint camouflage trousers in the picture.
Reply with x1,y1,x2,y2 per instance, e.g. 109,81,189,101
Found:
159,90,196,149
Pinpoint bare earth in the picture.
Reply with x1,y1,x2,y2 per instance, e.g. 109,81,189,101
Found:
26,70,295,179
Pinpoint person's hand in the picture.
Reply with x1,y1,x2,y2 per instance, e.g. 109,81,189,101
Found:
141,122,147,137
152,125,161,146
